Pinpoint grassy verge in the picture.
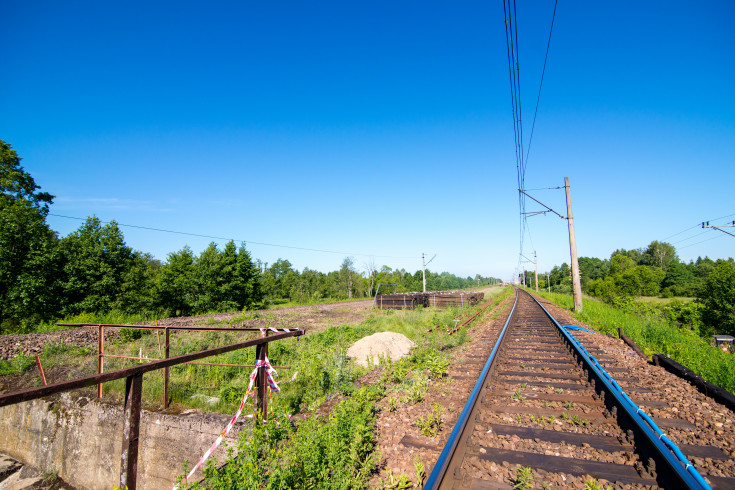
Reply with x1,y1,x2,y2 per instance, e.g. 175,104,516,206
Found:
635,296,695,304
536,291,735,393
3,289,511,488
183,289,512,488
23,295,506,415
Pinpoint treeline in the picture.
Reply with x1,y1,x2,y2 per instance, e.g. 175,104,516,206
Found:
262,257,498,304
525,240,735,336
0,140,498,334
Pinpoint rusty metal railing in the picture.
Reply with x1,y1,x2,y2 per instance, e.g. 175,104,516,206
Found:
57,322,293,409
0,327,304,490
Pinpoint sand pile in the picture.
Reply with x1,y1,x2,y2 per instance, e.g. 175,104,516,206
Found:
347,332,415,367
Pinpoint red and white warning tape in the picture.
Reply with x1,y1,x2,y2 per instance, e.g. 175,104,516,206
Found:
259,327,295,337
172,356,280,489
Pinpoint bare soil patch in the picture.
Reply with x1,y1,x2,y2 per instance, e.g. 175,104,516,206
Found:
0,300,373,362
347,332,416,367
0,299,373,400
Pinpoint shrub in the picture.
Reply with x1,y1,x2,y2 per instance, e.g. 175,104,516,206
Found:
197,391,378,489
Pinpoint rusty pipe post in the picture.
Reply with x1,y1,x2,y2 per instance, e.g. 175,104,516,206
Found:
255,331,268,420
97,325,104,398
164,327,170,409
120,372,143,490
35,355,47,386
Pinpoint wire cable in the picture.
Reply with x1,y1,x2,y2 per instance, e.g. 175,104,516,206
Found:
503,0,526,268
672,230,710,245
678,233,725,250
662,213,735,241
524,0,558,169
513,0,525,191
48,213,414,259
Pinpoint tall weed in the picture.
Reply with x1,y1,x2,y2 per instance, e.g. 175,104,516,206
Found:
538,292,735,393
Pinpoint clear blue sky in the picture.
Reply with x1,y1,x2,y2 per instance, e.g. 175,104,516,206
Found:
2,1,733,280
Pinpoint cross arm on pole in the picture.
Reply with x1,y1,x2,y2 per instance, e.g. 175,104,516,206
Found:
518,189,566,219
712,226,735,238
702,221,735,238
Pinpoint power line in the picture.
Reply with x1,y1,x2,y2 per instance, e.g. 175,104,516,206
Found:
522,186,564,191
662,224,702,242
524,0,558,173
678,233,725,250
503,0,559,279
48,213,414,259
513,0,525,191
503,0,526,269
672,230,710,245
702,221,735,238
663,213,735,241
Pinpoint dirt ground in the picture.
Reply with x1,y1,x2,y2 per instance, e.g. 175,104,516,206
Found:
0,299,374,362
0,299,374,395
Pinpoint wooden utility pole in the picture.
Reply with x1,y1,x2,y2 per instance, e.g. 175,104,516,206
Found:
564,177,583,312
534,252,539,293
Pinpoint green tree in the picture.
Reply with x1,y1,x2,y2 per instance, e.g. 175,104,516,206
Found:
58,217,137,315
0,201,61,332
662,261,696,297
0,140,53,213
644,241,678,271
611,248,645,265
117,252,159,314
0,140,59,332
578,256,610,291
694,256,716,281
193,242,237,313
609,254,636,275
615,265,665,297
339,257,357,299
699,260,735,336
262,259,295,300
156,246,197,316
234,244,261,309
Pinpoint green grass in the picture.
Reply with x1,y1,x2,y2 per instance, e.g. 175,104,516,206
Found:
262,296,369,309
7,295,504,488
187,385,381,489
67,298,492,416
0,354,36,376
636,296,695,304
175,299,499,487
537,291,735,393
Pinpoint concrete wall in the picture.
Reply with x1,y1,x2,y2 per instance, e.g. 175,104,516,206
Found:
0,394,242,489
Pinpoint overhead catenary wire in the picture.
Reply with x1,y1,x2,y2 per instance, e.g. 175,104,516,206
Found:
524,0,558,173
48,213,414,259
503,0,559,283
522,186,564,191
503,0,526,273
504,0,528,281
679,234,726,250
672,230,710,245
662,213,735,242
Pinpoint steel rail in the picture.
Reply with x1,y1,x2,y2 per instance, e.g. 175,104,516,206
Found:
525,290,709,489
424,289,519,489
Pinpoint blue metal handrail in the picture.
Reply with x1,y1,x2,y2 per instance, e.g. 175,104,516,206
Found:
529,293,710,490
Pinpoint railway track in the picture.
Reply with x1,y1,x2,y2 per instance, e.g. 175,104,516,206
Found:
424,288,734,489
